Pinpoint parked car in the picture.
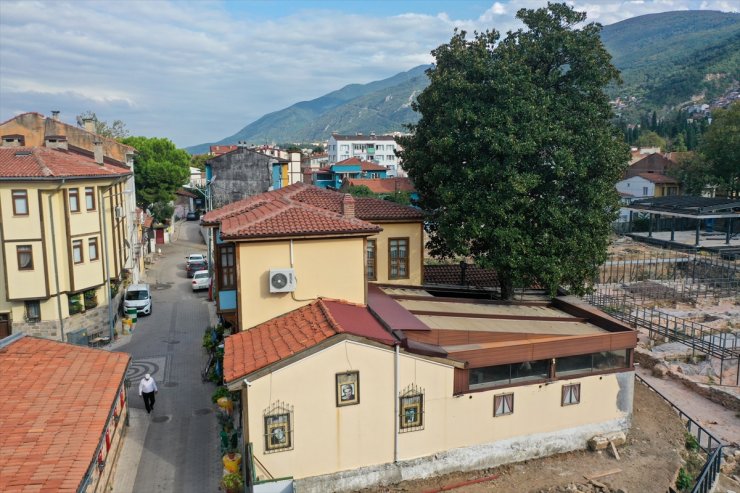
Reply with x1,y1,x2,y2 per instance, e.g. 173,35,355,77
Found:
186,211,199,221
187,260,208,278
123,284,152,316
191,270,210,291
186,253,205,268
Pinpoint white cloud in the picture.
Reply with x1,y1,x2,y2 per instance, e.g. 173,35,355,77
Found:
0,0,733,146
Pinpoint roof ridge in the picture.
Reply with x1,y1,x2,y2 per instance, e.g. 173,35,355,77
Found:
316,299,344,335
33,147,54,177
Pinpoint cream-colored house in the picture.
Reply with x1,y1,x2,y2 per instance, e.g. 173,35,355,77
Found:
0,145,131,341
224,290,636,492
201,182,424,330
0,111,143,284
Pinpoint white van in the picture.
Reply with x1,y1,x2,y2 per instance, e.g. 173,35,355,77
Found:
123,284,153,315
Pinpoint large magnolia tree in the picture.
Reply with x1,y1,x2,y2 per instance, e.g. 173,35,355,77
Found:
398,3,629,299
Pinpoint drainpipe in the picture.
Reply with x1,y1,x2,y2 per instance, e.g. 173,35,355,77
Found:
47,180,66,342
394,343,400,463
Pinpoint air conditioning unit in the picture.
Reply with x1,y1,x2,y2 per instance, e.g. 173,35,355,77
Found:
114,206,124,218
269,268,296,293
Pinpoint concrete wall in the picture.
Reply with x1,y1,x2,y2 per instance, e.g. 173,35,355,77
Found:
367,222,423,286
238,238,366,330
242,339,633,485
208,148,280,208
616,176,654,198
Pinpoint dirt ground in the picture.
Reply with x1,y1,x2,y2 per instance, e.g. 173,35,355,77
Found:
361,383,687,493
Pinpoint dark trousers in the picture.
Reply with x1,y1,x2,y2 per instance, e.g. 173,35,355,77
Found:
143,391,156,413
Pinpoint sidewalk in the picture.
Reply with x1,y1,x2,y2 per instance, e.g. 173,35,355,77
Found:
110,408,151,493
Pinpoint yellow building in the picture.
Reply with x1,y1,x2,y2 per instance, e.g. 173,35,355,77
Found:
201,182,425,330
0,145,131,341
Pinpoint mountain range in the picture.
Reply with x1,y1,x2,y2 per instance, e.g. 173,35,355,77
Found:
186,10,739,154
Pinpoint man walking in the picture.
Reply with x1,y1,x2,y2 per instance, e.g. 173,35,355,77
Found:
138,373,158,414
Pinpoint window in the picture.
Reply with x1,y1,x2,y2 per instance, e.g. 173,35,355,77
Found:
85,187,95,210
17,245,33,270
340,145,349,152
642,186,648,196
88,237,99,261
562,383,581,406
556,350,628,377
388,238,409,279
68,188,80,212
25,300,41,322
376,145,384,151
469,360,549,389
399,384,424,432
494,393,514,417
366,239,376,281
556,354,594,376
263,401,293,453
12,190,28,215
72,240,83,264
219,245,236,289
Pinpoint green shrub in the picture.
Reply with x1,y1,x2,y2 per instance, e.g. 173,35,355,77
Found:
212,386,230,404
220,473,243,492
685,432,699,451
676,467,693,491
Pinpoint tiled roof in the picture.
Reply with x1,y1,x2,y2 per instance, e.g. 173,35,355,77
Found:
0,147,131,179
424,264,500,288
223,299,395,383
637,173,679,184
176,188,198,198
347,177,415,194
219,196,381,239
331,134,396,141
0,336,130,492
202,183,422,238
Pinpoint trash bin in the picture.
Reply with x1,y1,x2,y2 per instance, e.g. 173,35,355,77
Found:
126,306,138,323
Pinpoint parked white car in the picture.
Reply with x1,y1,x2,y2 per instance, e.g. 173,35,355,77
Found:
186,253,205,267
123,284,152,315
191,270,210,291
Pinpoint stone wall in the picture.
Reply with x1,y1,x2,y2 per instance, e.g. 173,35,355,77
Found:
209,148,278,208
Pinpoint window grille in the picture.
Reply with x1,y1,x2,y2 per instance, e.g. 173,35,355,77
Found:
263,401,293,453
399,384,424,432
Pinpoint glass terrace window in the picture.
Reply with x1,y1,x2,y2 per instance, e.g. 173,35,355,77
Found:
556,350,628,377
366,239,376,281
388,238,409,279
469,360,549,390
13,190,29,215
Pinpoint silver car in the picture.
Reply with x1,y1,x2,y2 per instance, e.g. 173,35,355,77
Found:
191,270,210,291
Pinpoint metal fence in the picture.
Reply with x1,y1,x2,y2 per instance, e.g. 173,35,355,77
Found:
635,375,724,493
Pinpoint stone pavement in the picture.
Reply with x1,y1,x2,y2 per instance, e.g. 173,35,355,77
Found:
110,221,222,492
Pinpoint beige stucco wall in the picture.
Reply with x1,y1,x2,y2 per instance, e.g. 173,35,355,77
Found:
242,340,630,481
238,238,366,330
367,222,423,286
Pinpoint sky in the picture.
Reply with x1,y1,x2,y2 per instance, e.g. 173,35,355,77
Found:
0,0,736,148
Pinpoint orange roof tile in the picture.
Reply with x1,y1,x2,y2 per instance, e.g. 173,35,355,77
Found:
334,157,387,171
636,173,679,184
0,336,130,492
0,147,131,179
202,183,422,239
223,299,395,383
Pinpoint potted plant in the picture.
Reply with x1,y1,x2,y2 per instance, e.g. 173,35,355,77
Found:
84,289,98,309
220,472,243,493
222,449,242,474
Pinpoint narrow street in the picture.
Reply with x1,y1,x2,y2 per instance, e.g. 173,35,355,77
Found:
114,220,221,492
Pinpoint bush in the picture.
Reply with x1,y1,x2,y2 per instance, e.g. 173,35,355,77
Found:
675,467,693,491
220,473,243,493
685,432,699,451
212,386,230,404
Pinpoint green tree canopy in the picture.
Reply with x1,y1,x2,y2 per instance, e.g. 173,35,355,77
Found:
634,130,666,150
120,136,190,214
398,3,628,299
702,102,739,196
76,111,130,139
190,153,210,171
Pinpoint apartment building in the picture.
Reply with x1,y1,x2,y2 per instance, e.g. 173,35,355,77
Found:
327,133,404,177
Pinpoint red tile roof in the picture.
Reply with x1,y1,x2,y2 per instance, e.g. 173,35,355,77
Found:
347,177,415,194
0,147,131,179
636,173,679,184
0,336,130,493
202,183,422,239
223,299,395,382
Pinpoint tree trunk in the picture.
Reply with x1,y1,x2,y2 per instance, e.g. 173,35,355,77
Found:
499,272,515,300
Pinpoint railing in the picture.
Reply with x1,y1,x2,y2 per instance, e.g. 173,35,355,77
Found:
635,375,724,493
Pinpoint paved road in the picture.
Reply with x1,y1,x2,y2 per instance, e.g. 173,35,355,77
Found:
116,221,221,492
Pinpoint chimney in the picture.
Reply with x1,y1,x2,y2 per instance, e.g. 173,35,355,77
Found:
341,194,355,218
93,140,104,165
82,117,95,133
51,110,60,121
45,136,68,151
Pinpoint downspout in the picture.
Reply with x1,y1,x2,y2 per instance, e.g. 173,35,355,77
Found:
394,343,400,463
48,180,66,342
